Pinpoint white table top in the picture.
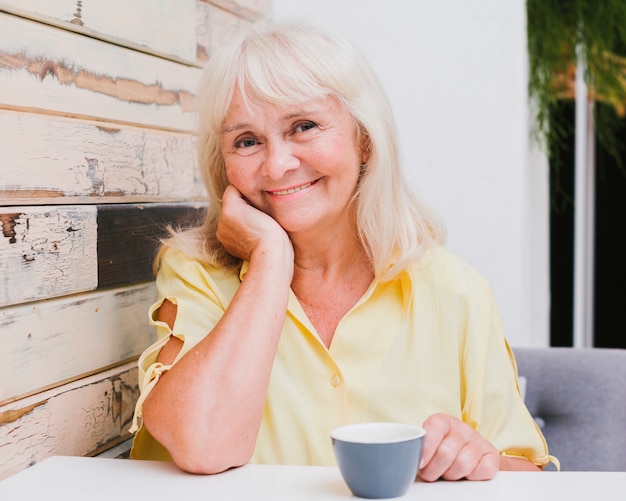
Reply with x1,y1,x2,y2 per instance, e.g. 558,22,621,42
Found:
1,456,625,500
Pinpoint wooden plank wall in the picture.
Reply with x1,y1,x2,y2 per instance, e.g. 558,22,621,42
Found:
0,0,270,480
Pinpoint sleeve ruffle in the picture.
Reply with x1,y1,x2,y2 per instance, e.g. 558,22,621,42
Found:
129,332,174,433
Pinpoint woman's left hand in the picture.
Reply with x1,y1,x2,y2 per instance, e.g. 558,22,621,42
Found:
418,413,500,482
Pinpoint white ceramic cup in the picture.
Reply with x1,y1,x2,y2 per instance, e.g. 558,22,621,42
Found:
331,422,426,499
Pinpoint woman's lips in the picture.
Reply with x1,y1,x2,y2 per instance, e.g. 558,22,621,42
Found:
267,180,316,196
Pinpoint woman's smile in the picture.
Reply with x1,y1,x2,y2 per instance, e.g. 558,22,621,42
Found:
266,179,318,197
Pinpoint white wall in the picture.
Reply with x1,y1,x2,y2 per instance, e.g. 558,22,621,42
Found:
272,0,550,347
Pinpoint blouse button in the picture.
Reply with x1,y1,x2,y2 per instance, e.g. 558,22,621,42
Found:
330,374,342,387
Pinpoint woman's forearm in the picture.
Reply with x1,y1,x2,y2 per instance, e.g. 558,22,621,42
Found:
142,245,293,474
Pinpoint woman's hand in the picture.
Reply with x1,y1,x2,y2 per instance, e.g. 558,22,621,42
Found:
418,413,500,482
217,185,293,267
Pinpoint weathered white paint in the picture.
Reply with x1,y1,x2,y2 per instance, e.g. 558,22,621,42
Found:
0,205,97,307
0,283,156,403
0,0,197,63
0,362,138,480
203,0,269,21
0,13,201,131
0,110,200,200
0,0,196,62
196,0,254,63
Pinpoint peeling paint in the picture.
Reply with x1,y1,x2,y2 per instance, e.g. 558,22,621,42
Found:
0,401,45,425
0,108,199,201
95,125,121,134
0,207,97,307
85,157,105,195
0,365,140,480
0,51,195,110
0,190,65,198
0,213,21,244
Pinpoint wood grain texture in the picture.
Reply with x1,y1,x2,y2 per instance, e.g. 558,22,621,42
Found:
0,110,200,201
97,203,206,288
0,205,97,307
0,362,139,480
0,0,197,63
0,283,156,404
0,13,201,131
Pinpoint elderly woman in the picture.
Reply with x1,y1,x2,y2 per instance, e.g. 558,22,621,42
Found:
130,19,552,481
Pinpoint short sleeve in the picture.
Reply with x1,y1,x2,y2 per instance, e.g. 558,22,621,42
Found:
129,247,241,434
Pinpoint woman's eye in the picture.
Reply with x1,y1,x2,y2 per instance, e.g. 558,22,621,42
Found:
294,121,317,133
235,137,258,149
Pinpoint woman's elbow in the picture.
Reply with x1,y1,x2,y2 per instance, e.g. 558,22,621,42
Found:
141,395,255,474
144,417,253,474
171,449,249,475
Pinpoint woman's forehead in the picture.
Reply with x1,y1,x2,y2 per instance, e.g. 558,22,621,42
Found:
222,91,346,128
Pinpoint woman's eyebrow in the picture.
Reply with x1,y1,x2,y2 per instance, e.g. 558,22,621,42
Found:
220,122,251,134
282,109,318,120
221,108,322,133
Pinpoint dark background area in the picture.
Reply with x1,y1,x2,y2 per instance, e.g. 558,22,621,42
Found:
549,101,626,347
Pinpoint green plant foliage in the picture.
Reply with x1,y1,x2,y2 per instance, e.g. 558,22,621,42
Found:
527,0,626,167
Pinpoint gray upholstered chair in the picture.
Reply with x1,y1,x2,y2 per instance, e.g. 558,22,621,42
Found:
513,347,626,471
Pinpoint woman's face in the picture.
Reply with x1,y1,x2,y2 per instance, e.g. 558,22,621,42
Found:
219,91,363,236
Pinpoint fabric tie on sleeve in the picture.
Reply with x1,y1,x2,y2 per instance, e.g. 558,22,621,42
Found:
129,362,172,434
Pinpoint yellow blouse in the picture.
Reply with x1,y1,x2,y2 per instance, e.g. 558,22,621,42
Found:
130,244,551,468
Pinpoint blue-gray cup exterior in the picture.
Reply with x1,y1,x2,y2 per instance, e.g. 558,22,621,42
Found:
332,427,424,499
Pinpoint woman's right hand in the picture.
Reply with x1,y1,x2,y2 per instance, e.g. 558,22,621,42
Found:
217,185,294,270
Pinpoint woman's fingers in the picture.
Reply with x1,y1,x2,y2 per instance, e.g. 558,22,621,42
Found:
419,413,499,482
464,450,500,481
418,413,450,479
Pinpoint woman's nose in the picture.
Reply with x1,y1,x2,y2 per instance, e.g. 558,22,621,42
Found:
261,140,299,179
